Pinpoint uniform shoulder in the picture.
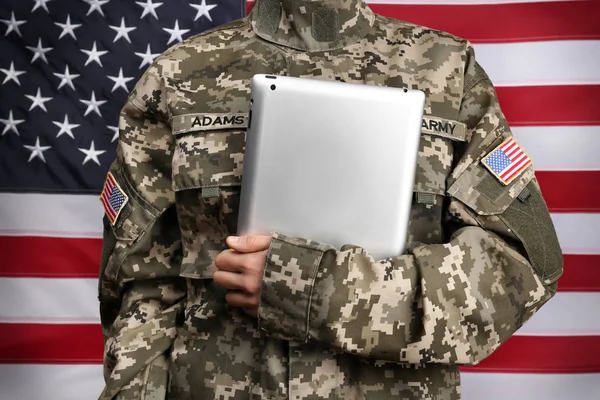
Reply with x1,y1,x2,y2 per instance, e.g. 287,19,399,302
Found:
151,17,253,70
374,13,470,48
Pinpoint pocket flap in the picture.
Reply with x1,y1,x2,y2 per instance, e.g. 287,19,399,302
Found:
447,159,535,215
172,129,246,191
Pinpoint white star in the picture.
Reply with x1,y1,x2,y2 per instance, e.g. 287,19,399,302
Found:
25,88,52,112
24,137,51,163
0,110,25,136
109,17,136,44
80,91,106,117
190,0,217,22
1,62,26,85
136,0,163,19
53,65,80,90
32,0,53,13
55,15,81,40
81,41,108,67
108,126,119,142
108,68,134,93
83,0,110,17
163,20,190,45
79,141,106,166
134,44,161,69
1,12,26,37
53,115,80,139
26,38,53,64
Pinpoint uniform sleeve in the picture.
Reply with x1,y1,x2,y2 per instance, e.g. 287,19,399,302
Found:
256,48,563,365
98,62,186,399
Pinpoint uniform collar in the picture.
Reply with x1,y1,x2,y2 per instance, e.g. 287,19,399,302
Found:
250,0,375,52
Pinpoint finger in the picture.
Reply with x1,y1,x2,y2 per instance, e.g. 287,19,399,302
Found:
227,235,271,253
225,291,259,309
213,270,245,291
214,249,244,272
243,307,258,317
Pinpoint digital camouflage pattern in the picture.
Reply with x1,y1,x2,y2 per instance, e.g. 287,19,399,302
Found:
98,0,563,398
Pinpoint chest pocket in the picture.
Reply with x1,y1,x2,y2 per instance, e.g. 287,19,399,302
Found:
407,116,467,246
413,115,467,196
171,113,248,279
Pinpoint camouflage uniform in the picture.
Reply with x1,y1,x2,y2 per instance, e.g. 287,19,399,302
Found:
98,0,563,399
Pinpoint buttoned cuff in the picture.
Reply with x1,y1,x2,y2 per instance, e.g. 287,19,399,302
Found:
257,233,332,342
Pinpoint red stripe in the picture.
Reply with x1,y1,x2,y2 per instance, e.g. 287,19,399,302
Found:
2,323,598,372
558,254,600,292
100,200,116,222
247,1,600,43
496,85,600,127
500,138,514,151
0,236,102,278
0,224,598,285
461,335,600,373
537,171,600,213
0,323,104,364
501,157,531,181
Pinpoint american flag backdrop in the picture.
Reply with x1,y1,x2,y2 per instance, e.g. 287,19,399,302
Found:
0,0,598,399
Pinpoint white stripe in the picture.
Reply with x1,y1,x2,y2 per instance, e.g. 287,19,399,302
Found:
461,372,600,400
1,365,598,400
513,126,600,171
2,194,599,254
0,364,104,400
552,213,600,255
473,41,600,86
0,278,100,324
500,138,515,152
500,154,529,180
2,277,597,335
503,145,521,160
0,193,103,238
516,293,600,336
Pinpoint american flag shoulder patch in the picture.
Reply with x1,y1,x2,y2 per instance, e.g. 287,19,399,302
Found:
99,172,129,225
481,137,533,185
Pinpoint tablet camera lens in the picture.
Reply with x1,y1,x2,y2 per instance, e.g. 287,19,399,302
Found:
270,84,276,91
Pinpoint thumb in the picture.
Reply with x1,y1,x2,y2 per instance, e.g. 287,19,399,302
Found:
227,235,272,253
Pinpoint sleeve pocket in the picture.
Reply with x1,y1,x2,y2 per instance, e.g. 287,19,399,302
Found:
447,159,535,215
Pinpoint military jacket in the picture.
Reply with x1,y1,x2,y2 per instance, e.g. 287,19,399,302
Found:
98,0,563,399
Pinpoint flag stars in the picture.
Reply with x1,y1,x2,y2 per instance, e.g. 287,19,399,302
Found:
135,44,161,69
24,137,51,163
54,65,80,90
25,88,52,112
32,0,53,13
136,0,163,19
108,68,134,92
55,15,82,40
81,42,108,67
1,62,26,85
190,0,218,22
1,12,27,37
79,141,106,166
109,17,136,44
108,126,119,142
83,0,110,17
53,115,80,139
80,91,106,117
1,111,25,136
26,38,53,64
163,20,190,45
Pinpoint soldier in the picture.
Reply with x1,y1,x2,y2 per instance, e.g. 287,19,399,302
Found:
98,0,563,399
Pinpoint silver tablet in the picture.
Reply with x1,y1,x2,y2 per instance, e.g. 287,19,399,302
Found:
238,74,425,260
